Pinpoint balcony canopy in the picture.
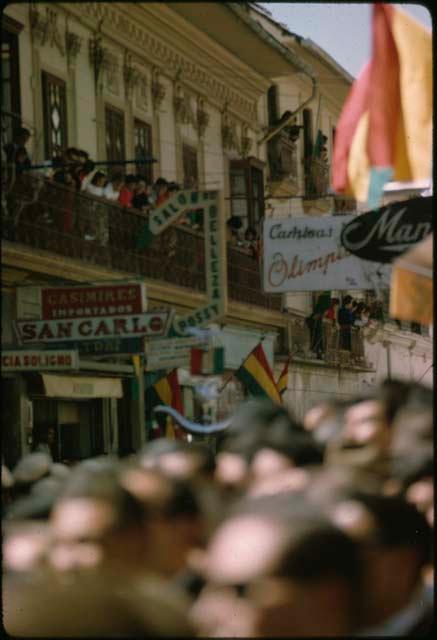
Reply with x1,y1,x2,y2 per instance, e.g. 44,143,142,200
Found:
169,2,315,80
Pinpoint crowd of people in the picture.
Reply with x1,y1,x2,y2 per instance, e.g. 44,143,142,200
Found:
2,376,433,636
306,294,376,359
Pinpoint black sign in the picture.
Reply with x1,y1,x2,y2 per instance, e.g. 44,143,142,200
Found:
340,196,432,263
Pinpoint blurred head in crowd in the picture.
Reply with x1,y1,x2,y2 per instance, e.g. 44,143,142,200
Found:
120,466,204,577
193,495,363,636
110,172,125,190
331,492,432,632
49,467,145,575
3,520,52,574
139,438,215,482
216,399,309,492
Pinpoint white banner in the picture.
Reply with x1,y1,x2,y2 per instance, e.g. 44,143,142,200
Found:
263,216,391,293
145,336,206,371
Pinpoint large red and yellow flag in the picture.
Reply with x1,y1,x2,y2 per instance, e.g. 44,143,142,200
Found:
332,4,432,204
235,342,281,404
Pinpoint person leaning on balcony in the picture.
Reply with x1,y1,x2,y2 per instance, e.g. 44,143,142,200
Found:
132,179,152,211
338,295,355,351
226,216,243,247
85,171,107,198
118,174,138,208
4,127,32,174
153,177,170,207
104,173,125,202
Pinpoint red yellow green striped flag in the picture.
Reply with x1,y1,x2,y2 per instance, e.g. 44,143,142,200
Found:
277,358,290,396
235,342,281,404
332,4,432,206
145,369,184,439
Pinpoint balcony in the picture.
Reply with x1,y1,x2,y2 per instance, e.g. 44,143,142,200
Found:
304,156,330,199
267,129,299,197
280,318,370,369
2,173,279,312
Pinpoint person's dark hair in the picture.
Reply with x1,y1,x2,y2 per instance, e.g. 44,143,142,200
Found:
227,216,243,231
277,518,362,586
348,491,432,566
343,295,353,305
16,127,30,139
245,226,257,239
82,159,95,174
219,398,305,462
91,171,106,185
377,378,412,426
110,172,124,184
125,174,138,185
155,177,168,187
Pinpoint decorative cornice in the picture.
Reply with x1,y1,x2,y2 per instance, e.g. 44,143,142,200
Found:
29,6,65,55
151,67,166,111
174,81,196,126
65,30,82,66
73,2,258,123
221,108,241,153
123,51,141,98
196,97,210,138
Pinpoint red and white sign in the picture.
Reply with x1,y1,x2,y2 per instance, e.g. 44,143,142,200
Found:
15,311,170,344
2,350,79,371
36,283,147,320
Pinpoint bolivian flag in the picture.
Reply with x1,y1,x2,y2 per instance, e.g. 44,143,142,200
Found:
145,369,184,439
277,358,290,396
235,342,281,404
332,4,432,205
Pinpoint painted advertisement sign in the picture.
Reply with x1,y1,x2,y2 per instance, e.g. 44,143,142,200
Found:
263,216,392,292
137,190,227,336
15,311,171,344
40,282,147,319
341,196,432,263
2,350,79,371
46,337,144,356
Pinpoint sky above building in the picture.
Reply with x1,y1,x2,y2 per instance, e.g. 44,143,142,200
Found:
261,3,432,78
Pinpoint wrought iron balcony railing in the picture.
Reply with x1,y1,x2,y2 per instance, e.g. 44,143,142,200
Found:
2,173,279,312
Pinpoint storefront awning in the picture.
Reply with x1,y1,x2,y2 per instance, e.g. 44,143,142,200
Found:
42,374,123,399
390,234,433,325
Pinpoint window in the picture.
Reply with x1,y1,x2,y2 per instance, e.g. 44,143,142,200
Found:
267,85,279,126
1,18,22,147
105,105,125,165
182,144,198,188
229,158,265,229
303,108,314,160
42,71,68,159
134,119,153,183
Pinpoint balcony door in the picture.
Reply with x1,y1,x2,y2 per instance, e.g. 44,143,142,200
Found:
134,119,153,183
182,144,198,189
42,71,68,159
229,158,265,230
105,105,125,169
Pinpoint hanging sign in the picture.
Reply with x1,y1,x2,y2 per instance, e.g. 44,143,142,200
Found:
15,311,171,344
2,349,79,371
145,336,206,371
263,216,392,292
40,282,147,319
341,196,432,263
136,190,227,335
46,337,144,356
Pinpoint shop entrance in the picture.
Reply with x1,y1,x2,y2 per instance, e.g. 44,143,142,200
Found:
32,398,105,462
